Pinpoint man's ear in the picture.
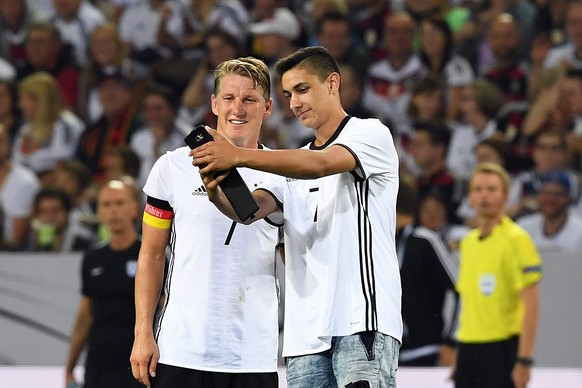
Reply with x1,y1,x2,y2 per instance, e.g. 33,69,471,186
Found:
328,72,341,93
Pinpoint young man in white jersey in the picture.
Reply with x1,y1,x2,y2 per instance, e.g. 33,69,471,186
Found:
129,57,283,388
192,46,402,388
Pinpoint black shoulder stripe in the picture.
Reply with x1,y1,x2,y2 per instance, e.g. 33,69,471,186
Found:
146,196,173,211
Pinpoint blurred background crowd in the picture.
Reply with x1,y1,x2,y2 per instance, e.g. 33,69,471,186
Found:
1,0,582,256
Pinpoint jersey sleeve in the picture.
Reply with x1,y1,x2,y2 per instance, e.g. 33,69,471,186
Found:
255,173,285,209
335,118,399,180
513,229,543,290
143,152,173,205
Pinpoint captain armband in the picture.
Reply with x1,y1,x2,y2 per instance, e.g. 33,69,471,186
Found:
143,197,174,229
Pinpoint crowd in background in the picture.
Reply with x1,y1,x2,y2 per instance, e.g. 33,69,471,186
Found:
1,0,582,257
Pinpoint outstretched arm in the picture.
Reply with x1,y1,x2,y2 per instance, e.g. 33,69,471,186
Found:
191,129,357,179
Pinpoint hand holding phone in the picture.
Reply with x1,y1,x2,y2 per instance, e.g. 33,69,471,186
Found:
185,125,259,221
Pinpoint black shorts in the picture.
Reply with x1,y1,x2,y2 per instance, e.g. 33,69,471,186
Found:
84,367,143,388
455,336,518,388
151,363,279,388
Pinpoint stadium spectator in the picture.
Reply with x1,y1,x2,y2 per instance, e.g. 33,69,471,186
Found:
419,17,474,120
27,187,95,251
447,78,505,180
484,13,529,102
181,0,249,59
544,1,582,70
0,0,42,68
52,159,97,235
248,7,301,68
16,21,80,110
179,28,241,130
316,11,370,79
396,178,459,367
50,0,107,68
533,0,569,48
76,71,143,183
103,146,141,184
518,170,582,253
411,120,463,224
507,131,580,219
0,123,39,250
80,22,149,123
0,79,23,145
338,63,374,119
129,84,186,187
363,11,423,132
118,0,184,66
12,72,84,183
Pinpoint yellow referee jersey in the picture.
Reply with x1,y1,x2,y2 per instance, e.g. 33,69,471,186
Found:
456,216,542,343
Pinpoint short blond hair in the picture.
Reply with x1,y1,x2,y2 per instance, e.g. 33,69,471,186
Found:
214,57,271,102
469,162,511,194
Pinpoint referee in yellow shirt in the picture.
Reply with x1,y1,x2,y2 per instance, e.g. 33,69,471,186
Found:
454,163,542,388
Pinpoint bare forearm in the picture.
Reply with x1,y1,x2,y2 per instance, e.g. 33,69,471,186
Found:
236,148,351,179
134,253,165,336
518,285,540,358
66,305,92,372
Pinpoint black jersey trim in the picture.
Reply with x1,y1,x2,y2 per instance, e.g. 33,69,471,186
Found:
264,216,284,227
309,116,352,150
146,196,173,211
336,144,366,182
355,178,377,331
255,188,283,211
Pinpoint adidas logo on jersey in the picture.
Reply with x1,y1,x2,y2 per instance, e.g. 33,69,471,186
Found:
192,185,208,196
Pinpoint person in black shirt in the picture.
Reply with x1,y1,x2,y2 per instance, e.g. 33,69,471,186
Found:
65,177,143,388
396,175,459,366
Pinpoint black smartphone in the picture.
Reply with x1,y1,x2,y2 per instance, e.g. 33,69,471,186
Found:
184,125,214,149
184,125,259,221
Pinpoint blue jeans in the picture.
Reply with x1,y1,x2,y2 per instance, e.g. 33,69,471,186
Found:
286,332,400,388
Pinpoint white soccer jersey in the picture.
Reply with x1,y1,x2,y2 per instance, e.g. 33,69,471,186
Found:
143,146,282,372
257,116,403,357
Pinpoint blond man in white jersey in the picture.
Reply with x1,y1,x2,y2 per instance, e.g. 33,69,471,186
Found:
130,57,282,388
192,46,402,388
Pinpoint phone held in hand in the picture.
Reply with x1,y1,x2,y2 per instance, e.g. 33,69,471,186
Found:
185,125,259,221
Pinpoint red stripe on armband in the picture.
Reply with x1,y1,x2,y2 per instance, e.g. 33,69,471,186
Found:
145,204,173,220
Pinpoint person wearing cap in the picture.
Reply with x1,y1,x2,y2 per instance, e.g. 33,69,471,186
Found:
517,170,582,253
454,162,542,388
507,131,580,219
248,7,301,67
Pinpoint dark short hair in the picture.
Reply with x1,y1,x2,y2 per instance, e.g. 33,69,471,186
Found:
33,187,72,214
413,119,451,149
56,160,92,192
316,12,351,36
110,146,141,179
274,46,340,82
204,27,242,51
145,83,180,110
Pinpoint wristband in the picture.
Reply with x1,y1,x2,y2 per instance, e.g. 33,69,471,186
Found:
516,357,534,367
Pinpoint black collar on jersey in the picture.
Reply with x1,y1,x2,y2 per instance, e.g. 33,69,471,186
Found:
309,115,352,150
